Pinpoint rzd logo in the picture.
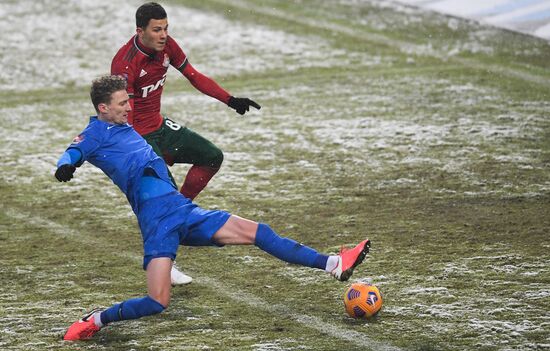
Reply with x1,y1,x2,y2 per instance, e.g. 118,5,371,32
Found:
141,73,167,97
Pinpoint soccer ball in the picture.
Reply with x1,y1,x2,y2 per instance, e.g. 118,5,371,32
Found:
343,283,383,319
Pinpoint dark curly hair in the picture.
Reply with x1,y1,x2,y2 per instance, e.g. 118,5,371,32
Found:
90,75,127,113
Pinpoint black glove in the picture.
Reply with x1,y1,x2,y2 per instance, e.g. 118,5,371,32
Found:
55,164,76,182
228,96,261,115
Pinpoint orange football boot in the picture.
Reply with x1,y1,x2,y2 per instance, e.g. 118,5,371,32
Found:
331,239,370,281
63,309,102,341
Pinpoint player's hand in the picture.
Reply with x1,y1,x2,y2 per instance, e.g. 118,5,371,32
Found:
55,164,76,182
228,96,261,115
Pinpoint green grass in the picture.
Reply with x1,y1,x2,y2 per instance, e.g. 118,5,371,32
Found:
1,1,549,350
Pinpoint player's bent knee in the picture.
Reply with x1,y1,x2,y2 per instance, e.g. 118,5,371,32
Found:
147,295,169,313
156,295,171,309
148,291,171,309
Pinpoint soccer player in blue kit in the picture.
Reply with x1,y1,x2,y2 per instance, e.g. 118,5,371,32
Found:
57,75,370,341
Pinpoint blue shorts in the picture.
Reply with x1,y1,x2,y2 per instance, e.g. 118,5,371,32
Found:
136,191,231,270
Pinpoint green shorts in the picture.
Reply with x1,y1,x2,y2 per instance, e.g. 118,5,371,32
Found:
143,117,223,169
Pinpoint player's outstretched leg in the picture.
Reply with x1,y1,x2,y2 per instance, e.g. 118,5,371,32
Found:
63,309,102,341
329,239,370,281
253,223,370,281
171,264,192,285
63,296,166,341
254,223,329,269
212,218,370,282
64,258,170,341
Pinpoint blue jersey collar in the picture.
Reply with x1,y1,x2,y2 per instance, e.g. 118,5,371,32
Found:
90,116,130,128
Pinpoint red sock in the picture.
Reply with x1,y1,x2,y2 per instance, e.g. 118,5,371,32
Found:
180,165,220,200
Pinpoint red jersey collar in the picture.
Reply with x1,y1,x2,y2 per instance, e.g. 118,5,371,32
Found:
133,35,156,58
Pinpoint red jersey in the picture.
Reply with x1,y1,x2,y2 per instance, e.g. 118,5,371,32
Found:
111,35,231,135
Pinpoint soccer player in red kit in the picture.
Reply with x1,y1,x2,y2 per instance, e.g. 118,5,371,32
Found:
112,2,260,199
112,2,260,284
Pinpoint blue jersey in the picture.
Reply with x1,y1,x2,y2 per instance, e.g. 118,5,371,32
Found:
65,116,175,212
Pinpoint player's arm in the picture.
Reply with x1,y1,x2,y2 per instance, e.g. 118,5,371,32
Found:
179,61,261,115
55,148,82,182
55,126,102,182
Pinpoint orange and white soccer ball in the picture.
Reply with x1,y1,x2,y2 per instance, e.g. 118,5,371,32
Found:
343,283,383,319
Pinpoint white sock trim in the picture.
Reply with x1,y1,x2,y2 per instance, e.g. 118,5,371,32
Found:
93,311,103,328
325,256,339,272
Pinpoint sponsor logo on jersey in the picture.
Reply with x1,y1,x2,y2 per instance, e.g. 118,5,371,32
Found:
71,135,84,144
139,69,147,77
163,53,170,68
141,73,167,98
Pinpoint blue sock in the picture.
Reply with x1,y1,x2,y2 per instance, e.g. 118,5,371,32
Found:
254,223,328,270
100,296,165,326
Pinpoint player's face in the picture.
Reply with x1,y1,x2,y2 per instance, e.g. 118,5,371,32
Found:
99,90,131,125
138,18,168,52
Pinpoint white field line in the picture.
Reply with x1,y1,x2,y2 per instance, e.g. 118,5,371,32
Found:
198,276,401,350
217,0,550,88
5,208,402,351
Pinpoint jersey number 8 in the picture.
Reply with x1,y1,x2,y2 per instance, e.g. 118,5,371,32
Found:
165,119,182,131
